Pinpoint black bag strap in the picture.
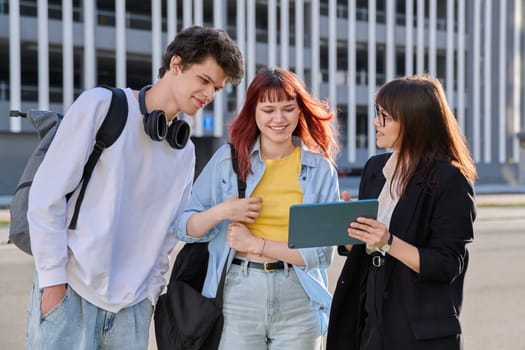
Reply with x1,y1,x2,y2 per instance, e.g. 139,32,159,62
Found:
215,254,229,304
229,143,246,198
68,87,128,229
215,144,246,303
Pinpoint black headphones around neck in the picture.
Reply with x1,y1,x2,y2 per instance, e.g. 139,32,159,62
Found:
139,85,190,149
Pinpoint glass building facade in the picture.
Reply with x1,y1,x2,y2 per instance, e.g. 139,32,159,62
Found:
1,0,525,193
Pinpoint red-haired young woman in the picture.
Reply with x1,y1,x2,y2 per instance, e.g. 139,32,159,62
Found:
175,67,341,349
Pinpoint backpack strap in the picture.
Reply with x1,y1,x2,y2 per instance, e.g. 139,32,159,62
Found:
229,143,246,199
214,144,246,305
68,87,128,229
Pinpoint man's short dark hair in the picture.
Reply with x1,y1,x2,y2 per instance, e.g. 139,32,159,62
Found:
158,25,244,85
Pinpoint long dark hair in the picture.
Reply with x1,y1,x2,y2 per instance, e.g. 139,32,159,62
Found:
376,75,477,195
228,67,339,181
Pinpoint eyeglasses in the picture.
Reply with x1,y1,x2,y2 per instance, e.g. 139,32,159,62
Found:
374,103,393,127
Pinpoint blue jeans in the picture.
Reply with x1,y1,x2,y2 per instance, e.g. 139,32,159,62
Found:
26,273,153,350
219,261,323,350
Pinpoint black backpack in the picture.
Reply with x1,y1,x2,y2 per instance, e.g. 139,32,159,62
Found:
154,145,246,350
8,86,128,255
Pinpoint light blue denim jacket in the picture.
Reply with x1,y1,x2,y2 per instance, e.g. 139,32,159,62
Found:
173,138,340,334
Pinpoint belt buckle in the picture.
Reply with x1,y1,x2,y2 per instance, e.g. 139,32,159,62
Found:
263,262,276,272
372,255,383,267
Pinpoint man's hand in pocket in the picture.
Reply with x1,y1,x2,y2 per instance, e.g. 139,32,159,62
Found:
41,284,67,316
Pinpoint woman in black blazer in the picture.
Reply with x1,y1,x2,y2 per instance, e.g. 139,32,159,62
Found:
327,75,477,350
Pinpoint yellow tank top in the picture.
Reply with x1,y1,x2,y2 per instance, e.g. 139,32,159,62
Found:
246,146,303,242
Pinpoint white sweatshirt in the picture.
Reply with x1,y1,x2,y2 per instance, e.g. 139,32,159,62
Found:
28,87,195,312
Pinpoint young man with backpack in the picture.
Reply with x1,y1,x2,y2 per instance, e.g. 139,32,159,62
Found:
26,25,244,349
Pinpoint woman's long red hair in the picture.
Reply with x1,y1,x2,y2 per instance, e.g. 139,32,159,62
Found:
228,67,339,181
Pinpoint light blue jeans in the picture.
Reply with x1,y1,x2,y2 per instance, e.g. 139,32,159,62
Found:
219,261,323,350
26,273,153,350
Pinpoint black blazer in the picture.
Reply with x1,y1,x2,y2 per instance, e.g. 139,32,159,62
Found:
327,153,476,350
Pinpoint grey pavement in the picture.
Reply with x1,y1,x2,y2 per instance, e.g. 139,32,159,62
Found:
0,192,524,349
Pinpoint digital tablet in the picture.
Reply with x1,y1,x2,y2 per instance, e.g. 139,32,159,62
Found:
287,199,379,248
